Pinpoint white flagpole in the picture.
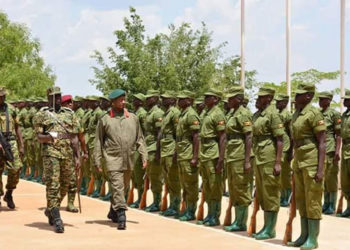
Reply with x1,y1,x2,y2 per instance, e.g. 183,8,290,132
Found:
340,0,345,113
241,0,245,88
286,0,291,111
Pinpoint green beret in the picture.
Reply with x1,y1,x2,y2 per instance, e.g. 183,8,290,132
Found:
318,91,333,100
226,85,244,99
145,89,160,98
257,87,275,96
341,89,350,99
194,97,204,104
178,90,195,99
0,86,7,96
161,91,176,99
47,86,61,96
99,96,110,102
204,88,222,98
295,83,315,94
108,89,126,100
133,93,146,102
275,94,289,101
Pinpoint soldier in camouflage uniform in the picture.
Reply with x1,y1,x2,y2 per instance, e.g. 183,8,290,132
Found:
25,98,37,181
318,91,341,215
34,86,81,233
159,91,181,217
130,93,147,208
275,94,293,207
0,87,24,209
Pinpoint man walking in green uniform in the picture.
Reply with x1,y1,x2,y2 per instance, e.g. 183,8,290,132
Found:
339,89,350,218
199,88,226,226
224,86,253,232
129,93,147,208
176,90,200,221
288,83,326,249
143,90,164,212
252,87,284,240
0,87,24,209
34,86,81,233
94,89,147,230
275,94,293,207
318,91,341,215
159,91,181,217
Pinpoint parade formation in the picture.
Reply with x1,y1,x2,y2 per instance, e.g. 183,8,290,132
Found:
1,83,350,250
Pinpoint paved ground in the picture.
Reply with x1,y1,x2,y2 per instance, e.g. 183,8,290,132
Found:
0,176,349,250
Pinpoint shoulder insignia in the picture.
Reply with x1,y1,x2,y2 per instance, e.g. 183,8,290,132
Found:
244,121,252,126
317,120,325,126
193,121,199,125
277,124,284,128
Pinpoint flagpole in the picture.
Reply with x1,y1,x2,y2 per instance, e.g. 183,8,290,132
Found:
340,0,345,113
286,0,291,111
241,0,245,88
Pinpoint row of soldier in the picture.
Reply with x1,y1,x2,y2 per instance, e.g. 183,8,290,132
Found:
2,84,350,250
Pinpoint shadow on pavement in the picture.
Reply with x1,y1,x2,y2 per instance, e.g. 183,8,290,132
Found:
265,238,284,246
25,222,74,232
85,219,139,228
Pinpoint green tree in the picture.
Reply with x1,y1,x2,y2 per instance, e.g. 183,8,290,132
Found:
0,11,55,99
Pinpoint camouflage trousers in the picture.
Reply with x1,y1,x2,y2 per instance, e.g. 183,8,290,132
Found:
43,156,74,209
0,140,22,195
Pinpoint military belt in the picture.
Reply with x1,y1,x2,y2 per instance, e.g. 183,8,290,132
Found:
161,134,175,139
201,137,217,144
294,138,316,147
227,133,244,141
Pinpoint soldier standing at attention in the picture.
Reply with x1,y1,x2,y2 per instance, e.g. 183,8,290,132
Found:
94,89,147,230
129,93,147,208
252,87,284,240
318,91,341,215
223,86,253,232
176,90,200,221
143,90,164,212
339,89,350,218
287,83,326,249
0,86,24,209
159,91,181,217
275,94,293,207
199,88,226,227
34,87,81,233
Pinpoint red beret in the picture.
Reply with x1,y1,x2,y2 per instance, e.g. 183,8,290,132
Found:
61,95,73,103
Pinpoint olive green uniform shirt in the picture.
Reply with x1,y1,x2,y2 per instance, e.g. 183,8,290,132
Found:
135,107,147,133
341,109,350,160
160,106,180,158
279,108,292,152
144,105,164,153
321,107,341,154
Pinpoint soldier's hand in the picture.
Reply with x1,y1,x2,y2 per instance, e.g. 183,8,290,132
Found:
244,161,251,174
190,157,198,167
83,152,89,162
96,166,103,173
19,147,25,159
142,161,148,169
215,159,224,173
75,157,81,169
314,171,323,183
334,153,340,165
273,163,281,176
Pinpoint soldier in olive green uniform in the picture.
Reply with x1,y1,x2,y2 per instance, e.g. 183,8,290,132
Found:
130,93,147,208
199,88,226,226
252,87,284,240
0,87,24,209
275,94,293,207
339,89,350,218
318,91,341,215
94,89,147,230
176,91,200,221
34,87,81,233
159,91,181,217
144,90,164,212
224,86,253,232
288,83,326,249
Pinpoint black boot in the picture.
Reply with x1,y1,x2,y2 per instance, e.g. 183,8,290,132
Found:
117,208,126,230
4,190,15,209
107,205,118,223
44,208,54,225
51,208,64,233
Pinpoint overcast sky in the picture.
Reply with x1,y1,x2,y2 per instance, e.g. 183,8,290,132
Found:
1,0,349,97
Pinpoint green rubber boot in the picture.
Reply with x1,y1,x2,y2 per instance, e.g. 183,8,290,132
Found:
101,182,112,201
205,201,221,226
20,165,26,179
66,192,79,213
287,217,308,247
145,193,161,212
91,179,102,198
179,202,197,221
252,212,267,237
197,202,213,225
337,199,350,217
255,211,277,240
80,177,89,195
300,219,320,250
26,166,35,181
322,192,330,213
224,206,248,232
324,192,336,215
162,197,181,217
130,188,143,208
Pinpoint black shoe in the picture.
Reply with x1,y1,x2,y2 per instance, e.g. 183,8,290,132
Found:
107,205,118,223
4,190,15,209
51,208,64,233
44,208,54,225
117,208,126,230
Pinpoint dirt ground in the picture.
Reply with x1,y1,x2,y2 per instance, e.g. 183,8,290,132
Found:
0,176,349,250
